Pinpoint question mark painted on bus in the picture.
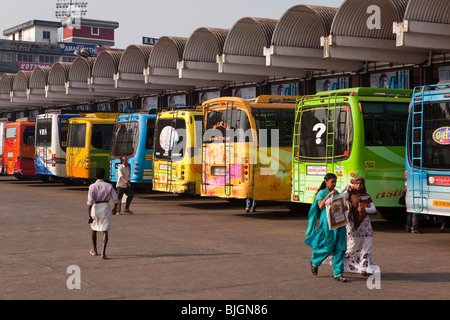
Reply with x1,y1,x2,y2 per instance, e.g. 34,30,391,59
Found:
313,123,326,144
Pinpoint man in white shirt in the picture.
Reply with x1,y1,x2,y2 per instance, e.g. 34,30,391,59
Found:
116,156,134,214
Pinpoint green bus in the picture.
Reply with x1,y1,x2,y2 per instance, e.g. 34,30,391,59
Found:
291,87,413,211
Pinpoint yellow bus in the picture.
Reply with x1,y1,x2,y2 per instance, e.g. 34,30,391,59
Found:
201,95,299,202
66,113,116,181
153,108,203,194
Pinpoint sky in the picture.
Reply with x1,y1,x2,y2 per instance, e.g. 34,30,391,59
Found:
0,0,345,49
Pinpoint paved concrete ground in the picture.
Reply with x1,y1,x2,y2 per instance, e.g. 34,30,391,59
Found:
1,175,449,303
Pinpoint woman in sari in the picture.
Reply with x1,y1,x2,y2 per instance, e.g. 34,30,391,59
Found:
305,173,348,282
342,176,378,276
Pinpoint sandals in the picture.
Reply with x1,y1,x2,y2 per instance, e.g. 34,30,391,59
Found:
89,249,97,256
334,275,348,282
310,261,318,276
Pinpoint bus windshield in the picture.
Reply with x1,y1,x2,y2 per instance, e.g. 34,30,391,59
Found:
363,102,408,146
91,124,114,149
409,101,450,170
112,122,138,156
36,118,52,147
68,123,86,148
252,108,295,147
295,104,353,161
154,118,186,160
204,107,251,142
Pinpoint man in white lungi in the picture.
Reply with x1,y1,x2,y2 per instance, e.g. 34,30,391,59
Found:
87,168,119,259
116,156,134,214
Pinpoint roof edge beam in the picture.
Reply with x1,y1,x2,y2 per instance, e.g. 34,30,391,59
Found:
321,35,429,64
394,20,450,50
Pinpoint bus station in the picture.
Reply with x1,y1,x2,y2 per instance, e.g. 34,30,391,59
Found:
0,0,450,304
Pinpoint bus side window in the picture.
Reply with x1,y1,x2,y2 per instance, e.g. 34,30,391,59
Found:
145,125,154,150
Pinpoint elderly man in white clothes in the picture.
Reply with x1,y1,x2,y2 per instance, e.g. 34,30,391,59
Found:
87,167,119,259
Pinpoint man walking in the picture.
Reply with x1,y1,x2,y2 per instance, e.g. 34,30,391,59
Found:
87,167,119,259
116,156,134,214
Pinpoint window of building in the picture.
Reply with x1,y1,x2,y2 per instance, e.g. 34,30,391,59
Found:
91,27,99,35
43,31,51,40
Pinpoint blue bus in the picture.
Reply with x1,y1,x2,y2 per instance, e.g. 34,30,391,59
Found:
405,83,450,217
110,113,157,184
35,112,80,182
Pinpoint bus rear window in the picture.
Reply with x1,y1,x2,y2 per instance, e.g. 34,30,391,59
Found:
23,126,35,146
205,107,251,142
112,122,138,156
363,102,408,146
5,127,16,139
252,108,295,147
68,123,86,148
154,118,186,160
36,118,52,146
295,104,352,162
409,101,450,170
91,124,114,150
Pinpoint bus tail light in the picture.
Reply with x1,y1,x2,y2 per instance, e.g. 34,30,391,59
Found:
85,156,89,168
52,154,56,167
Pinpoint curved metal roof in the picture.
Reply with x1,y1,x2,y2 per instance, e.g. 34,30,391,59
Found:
148,36,188,69
92,51,123,78
223,17,278,56
48,62,72,85
30,66,51,89
0,73,15,94
183,27,229,63
68,56,96,82
12,71,32,91
404,0,450,23
118,45,153,74
272,5,337,48
330,0,409,39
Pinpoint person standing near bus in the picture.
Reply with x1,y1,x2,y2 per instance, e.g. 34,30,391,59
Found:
341,176,378,276
116,156,134,214
305,173,348,282
87,167,119,260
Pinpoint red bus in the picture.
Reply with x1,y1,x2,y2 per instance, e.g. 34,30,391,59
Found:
4,118,36,178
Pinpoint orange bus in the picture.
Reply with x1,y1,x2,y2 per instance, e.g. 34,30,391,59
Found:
0,118,10,175
4,117,36,178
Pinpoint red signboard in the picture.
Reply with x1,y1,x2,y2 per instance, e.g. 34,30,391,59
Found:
19,62,53,71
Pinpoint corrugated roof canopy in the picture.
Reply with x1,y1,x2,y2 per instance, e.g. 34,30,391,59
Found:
68,56,95,83
272,5,337,49
2,0,450,112
265,4,362,72
119,45,153,74
394,0,450,50
48,62,72,85
219,17,305,77
183,27,228,63
30,66,51,89
12,70,32,92
178,27,262,83
322,0,428,64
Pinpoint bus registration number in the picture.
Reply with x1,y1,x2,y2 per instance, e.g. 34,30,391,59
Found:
433,200,450,208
